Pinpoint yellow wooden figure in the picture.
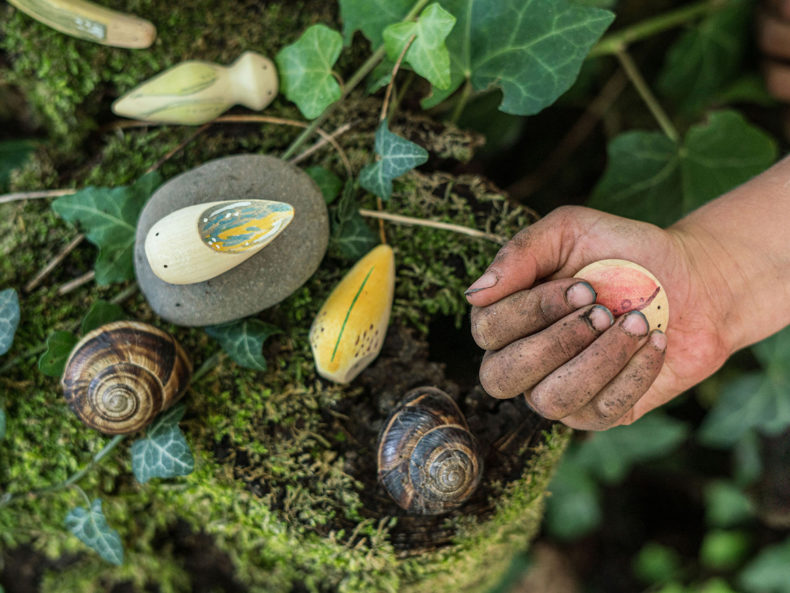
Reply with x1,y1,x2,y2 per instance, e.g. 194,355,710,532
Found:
145,199,294,285
112,51,278,125
310,244,395,383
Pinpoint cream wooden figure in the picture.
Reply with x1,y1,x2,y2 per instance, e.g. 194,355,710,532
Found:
112,51,278,125
310,244,395,383
574,259,669,331
8,0,156,48
145,199,294,285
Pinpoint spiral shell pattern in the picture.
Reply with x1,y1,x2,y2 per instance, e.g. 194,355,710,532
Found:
377,386,483,515
61,321,191,434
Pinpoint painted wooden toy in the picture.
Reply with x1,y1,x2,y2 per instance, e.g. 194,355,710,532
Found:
8,0,156,48
145,199,294,285
309,244,395,383
112,51,278,125
574,259,669,331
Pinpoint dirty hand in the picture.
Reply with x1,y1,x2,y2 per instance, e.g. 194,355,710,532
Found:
465,206,735,430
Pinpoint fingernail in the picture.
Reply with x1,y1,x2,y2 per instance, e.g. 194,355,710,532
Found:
566,281,597,308
649,330,667,351
621,310,649,337
588,305,614,331
465,271,498,295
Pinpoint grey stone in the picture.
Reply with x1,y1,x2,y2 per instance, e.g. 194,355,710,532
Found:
134,154,328,326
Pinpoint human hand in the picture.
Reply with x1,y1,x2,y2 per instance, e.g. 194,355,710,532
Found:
759,0,790,101
466,206,734,430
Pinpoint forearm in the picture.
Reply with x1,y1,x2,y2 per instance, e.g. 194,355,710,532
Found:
669,154,790,354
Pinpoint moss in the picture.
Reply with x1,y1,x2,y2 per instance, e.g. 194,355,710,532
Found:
1,3,565,591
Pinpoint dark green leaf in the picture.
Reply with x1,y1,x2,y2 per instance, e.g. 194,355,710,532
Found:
305,166,343,204
573,411,689,483
330,211,379,261
0,140,35,192
739,536,790,593
422,0,614,115
383,3,455,89
588,131,682,227
51,172,161,285
733,430,763,486
543,456,601,540
681,111,777,208
80,300,126,335
275,25,343,119
589,111,777,226
64,498,124,565
700,529,751,571
700,327,790,447
359,118,428,199
657,0,751,115
38,331,79,377
0,409,5,440
704,480,755,527
633,542,683,585
205,318,281,371
339,0,412,46
131,404,194,484
0,288,20,356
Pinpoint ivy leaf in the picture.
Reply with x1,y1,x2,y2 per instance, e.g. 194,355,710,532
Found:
64,498,124,565
339,0,412,46
573,411,689,483
0,288,20,356
131,404,194,484
38,331,79,377
331,212,378,261
544,455,602,540
305,166,343,204
359,118,428,199
589,111,777,226
422,0,614,114
51,172,162,286
704,481,755,528
0,140,35,192
657,0,751,116
276,25,344,119
383,3,456,89
739,536,790,593
205,318,281,372
80,300,126,335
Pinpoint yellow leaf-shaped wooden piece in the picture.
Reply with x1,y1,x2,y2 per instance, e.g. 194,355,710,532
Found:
145,199,294,285
112,51,278,125
310,244,395,383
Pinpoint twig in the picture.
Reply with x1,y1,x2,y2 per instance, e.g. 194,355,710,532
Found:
145,124,211,174
380,34,417,122
289,122,354,165
616,48,679,141
58,271,95,295
506,69,628,201
358,209,507,244
0,188,75,205
25,234,86,292
589,0,723,57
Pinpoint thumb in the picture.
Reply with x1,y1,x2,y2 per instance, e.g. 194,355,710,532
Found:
465,209,575,307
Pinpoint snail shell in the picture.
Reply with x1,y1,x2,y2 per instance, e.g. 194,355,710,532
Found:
377,386,483,515
61,321,192,435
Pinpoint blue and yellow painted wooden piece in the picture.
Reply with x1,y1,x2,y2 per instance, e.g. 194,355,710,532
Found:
309,244,395,383
145,199,294,285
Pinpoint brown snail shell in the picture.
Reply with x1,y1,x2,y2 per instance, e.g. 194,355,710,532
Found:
61,321,192,435
377,386,483,515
